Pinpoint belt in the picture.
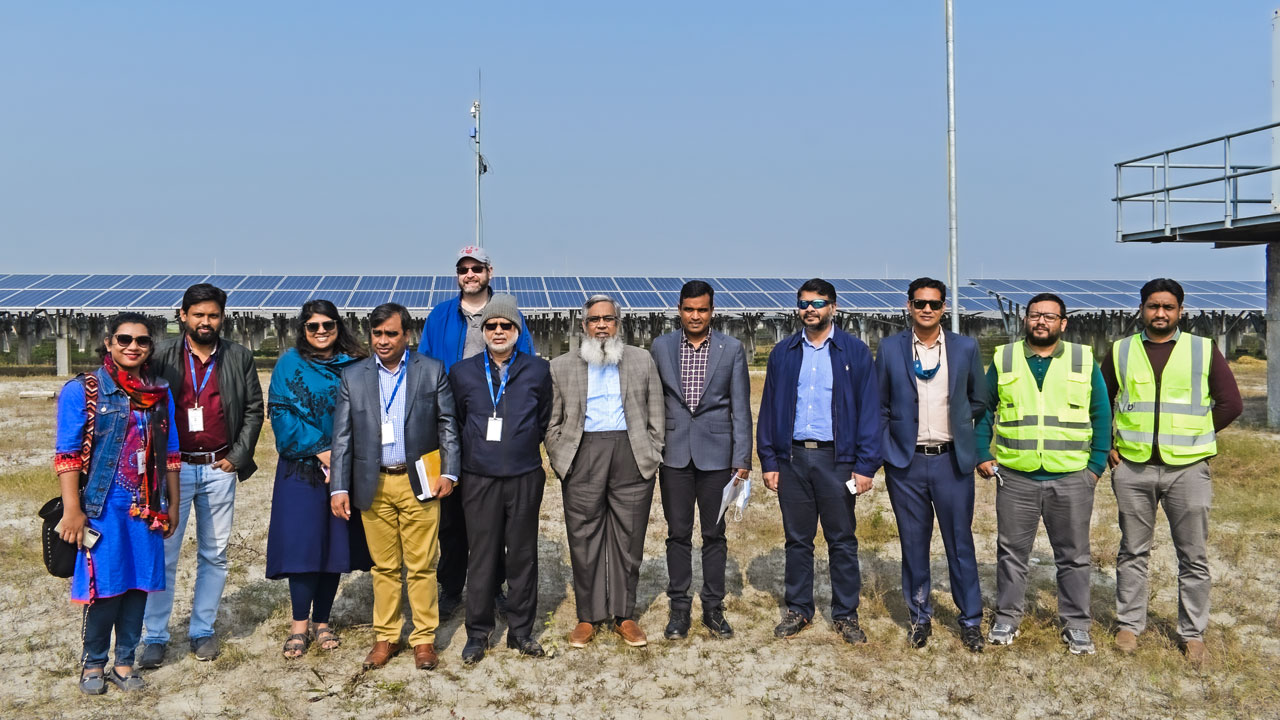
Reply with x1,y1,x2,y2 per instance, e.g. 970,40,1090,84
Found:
180,447,228,465
793,440,834,449
915,442,953,456
381,464,408,475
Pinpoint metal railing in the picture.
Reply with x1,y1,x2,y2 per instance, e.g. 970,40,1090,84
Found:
1113,120,1280,240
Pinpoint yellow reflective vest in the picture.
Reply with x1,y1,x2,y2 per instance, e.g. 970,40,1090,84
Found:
993,340,1094,474
1111,332,1216,464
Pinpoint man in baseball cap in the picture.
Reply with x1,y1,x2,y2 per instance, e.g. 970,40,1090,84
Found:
420,247,534,619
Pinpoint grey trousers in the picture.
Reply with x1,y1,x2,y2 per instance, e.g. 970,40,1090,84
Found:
562,431,655,623
1112,458,1212,640
994,467,1096,631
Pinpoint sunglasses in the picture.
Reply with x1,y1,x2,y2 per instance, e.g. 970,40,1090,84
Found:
911,299,944,311
305,320,337,333
113,334,153,348
456,264,488,275
796,299,831,310
483,321,515,331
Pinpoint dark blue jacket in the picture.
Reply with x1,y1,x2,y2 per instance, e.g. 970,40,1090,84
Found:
757,326,883,477
419,291,535,373
448,350,552,478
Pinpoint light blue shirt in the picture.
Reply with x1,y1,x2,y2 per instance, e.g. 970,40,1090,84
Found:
793,329,834,442
378,352,408,466
584,362,627,432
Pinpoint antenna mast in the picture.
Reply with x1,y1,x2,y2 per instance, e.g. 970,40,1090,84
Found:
470,72,485,248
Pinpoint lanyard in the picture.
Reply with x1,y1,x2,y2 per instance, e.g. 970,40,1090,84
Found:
483,350,515,417
186,341,216,402
382,359,406,416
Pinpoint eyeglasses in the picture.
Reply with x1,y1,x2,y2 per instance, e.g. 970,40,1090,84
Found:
1027,312,1063,322
585,315,618,325
113,334,152,348
796,299,831,310
304,321,337,333
456,264,488,275
911,299,944,311
483,321,515,331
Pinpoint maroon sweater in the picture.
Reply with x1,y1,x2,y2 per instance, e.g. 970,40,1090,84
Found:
1101,333,1243,464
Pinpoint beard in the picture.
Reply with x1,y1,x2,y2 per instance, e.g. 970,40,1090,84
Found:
1025,328,1061,347
190,326,220,345
579,334,624,366
486,337,515,356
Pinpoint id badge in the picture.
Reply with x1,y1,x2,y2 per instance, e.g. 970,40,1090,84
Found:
381,421,395,445
486,416,503,442
137,450,147,471
187,405,204,432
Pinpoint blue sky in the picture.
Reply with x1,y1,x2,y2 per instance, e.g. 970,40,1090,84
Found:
0,1,1272,280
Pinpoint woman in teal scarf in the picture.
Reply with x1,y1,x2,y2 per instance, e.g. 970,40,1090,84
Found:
266,300,371,658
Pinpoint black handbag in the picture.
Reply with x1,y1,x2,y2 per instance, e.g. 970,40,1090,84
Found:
39,374,98,578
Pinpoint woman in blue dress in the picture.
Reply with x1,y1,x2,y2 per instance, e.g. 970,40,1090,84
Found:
266,299,371,658
55,312,181,694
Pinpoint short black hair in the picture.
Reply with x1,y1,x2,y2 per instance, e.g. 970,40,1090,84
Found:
679,280,715,306
1139,278,1184,306
907,277,947,302
1027,292,1066,316
797,278,837,303
369,302,412,332
97,312,155,360
181,283,227,313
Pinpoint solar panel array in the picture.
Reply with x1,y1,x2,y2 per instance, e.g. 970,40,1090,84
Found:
0,274,1262,313
968,279,1265,312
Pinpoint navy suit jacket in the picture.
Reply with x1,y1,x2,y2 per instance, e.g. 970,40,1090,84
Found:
874,329,987,474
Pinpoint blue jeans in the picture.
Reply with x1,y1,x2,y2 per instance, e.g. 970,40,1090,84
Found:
82,590,147,669
142,463,238,644
778,445,861,620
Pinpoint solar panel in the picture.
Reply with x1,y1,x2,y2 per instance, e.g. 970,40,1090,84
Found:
0,274,49,289
579,277,618,293
853,279,902,293
648,277,685,291
621,292,663,309
548,291,587,308
389,291,433,308
716,278,760,292
544,276,582,291
748,278,791,292
506,276,544,292
733,292,773,308
45,289,106,307
3,289,62,306
356,276,395,291
157,274,209,290
225,290,271,308
489,277,508,291
714,293,744,309
347,291,390,308
110,275,164,290
513,291,549,308
317,276,359,291
615,277,655,292
239,275,284,290
32,274,87,289
132,290,185,308
658,292,680,307
262,291,319,309
394,276,431,291
277,275,323,291
72,274,128,289
89,290,148,308
429,275,455,290
206,275,248,290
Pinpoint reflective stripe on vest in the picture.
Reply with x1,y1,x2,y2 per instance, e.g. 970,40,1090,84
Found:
1112,332,1216,464
993,340,1094,473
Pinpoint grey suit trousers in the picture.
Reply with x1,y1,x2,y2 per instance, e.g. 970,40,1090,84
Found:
994,467,1096,631
562,431,655,622
1112,458,1212,640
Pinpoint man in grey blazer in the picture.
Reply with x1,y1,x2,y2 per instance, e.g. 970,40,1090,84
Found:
650,281,752,641
546,294,664,649
874,278,987,652
330,303,461,672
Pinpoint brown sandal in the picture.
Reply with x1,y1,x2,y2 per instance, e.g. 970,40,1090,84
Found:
315,626,341,652
282,632,310,659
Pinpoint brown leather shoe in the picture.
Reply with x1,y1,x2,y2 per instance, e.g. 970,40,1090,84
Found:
413,643,438,670
1114,629,1138,653
1182,638,1207,665
614,619,648,647
568,622,595,648
362,640,402,669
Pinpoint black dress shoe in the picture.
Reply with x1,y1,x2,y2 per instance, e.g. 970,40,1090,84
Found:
960,625,985,653
664,609,691,639
506,635,546,657
439,590,463,619
461,637,487,665
909,622,932,649
833,615,867,645
702,607,734,639
773,610,811,639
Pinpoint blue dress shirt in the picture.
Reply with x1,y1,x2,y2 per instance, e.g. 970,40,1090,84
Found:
584,362,627,432
377,352,408,466
793,330,834,441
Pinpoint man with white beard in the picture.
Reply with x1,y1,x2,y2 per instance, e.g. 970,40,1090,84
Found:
545,295,665,648
447,295,553,664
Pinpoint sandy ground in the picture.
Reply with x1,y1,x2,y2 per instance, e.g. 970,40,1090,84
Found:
1,369,1277,720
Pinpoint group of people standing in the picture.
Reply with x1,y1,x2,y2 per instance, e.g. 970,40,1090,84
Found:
53,251,1242,694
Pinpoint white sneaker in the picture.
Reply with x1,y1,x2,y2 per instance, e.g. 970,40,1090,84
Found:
1061,627,1096,655
987,622,1019,645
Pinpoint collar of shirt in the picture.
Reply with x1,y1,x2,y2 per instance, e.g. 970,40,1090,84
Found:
457,287,493,317
1023,340,1065,359
184,335,219,360
1141,327,1181,343
375,352,407,373
801,325,834,351
912,329,944,351
681,332,710,351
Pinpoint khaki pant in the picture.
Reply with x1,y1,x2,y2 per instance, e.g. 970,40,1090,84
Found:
362,472,441,646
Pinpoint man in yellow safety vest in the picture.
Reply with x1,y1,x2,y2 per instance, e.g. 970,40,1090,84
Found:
976,293,1111,656
1102,278,1241,664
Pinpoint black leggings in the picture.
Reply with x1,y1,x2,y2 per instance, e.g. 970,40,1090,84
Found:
287,572,340,623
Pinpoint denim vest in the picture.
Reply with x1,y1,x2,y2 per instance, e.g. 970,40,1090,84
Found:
78,367,173,518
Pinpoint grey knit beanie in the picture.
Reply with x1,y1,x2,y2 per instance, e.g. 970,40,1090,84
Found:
479,293,522,335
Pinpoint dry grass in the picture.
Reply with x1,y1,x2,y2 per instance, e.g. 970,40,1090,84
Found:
0,365,1278,718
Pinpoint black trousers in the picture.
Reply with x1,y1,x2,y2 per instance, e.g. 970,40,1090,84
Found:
461,467,546,641
438,491,506,598
659,463,732,612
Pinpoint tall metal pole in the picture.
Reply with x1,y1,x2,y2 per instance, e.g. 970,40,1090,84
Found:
945,0,960,332
1269,11,1280,426
471,98,483,248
